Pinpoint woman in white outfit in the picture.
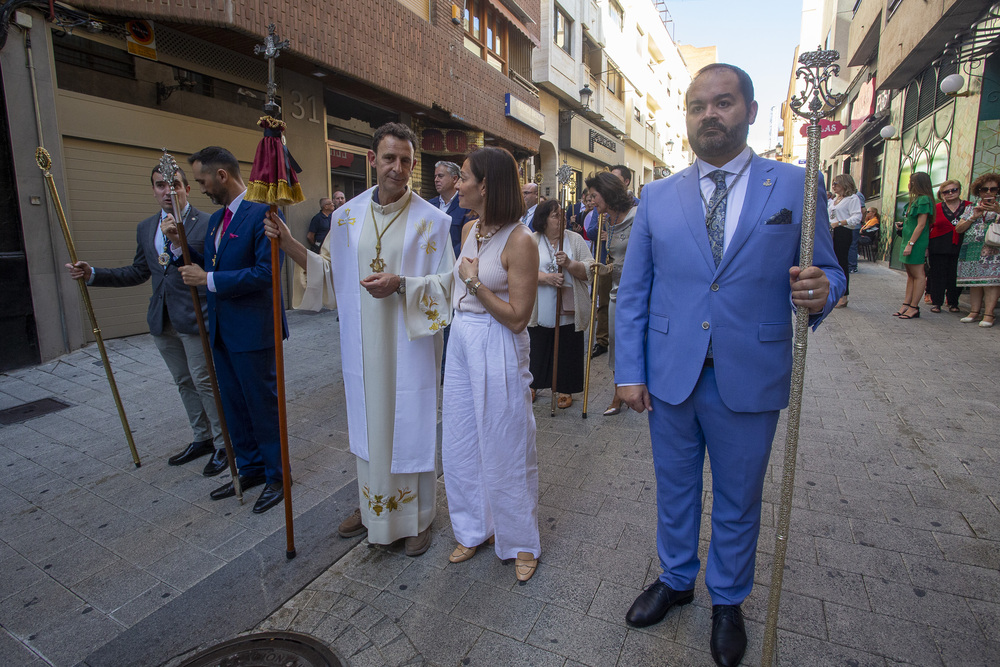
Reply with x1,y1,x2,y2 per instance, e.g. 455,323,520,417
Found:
442,147,541,582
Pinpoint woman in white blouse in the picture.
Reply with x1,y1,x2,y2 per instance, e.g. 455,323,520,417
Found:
827,174,863,307
527,199,595,409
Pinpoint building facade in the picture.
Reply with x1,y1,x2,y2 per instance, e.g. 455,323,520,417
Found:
0,0,545,368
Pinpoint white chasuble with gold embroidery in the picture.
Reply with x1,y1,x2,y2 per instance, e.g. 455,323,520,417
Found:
297,186,454,543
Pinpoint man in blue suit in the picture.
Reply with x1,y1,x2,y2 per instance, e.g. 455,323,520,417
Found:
615,65,845,666
164,146,289,514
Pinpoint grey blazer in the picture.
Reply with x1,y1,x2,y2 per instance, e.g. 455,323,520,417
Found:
91,207,210,336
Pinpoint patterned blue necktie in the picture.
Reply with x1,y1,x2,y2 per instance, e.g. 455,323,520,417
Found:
706,169,728,267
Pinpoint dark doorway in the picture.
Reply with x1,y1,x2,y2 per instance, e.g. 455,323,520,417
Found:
0,66,40,371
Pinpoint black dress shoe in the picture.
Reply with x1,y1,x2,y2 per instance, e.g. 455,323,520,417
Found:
209,473,266,500
710,604,746,667
591,343,608,358
202,449,228,477
252,482,284,514
168,440,213,466
625,581,694,627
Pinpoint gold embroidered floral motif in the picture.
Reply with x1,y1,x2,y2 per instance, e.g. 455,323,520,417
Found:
362,485,416,516
415,218,437,255
420,295,447,332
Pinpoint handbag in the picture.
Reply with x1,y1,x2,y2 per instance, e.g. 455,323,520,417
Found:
985,221,1000,248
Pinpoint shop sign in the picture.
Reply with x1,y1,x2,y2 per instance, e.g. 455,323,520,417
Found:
419,128,484,155
505,94,545,133
875,89,892,116
799,119,846,138
559,115,625,165
125,20,157,61
329,149,355,170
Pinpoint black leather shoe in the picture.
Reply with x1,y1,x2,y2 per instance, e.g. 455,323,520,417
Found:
625,581,694,627
209,473,265,500
168,440,213,466
202,449,228,477
710,604,746,667
591,343,608,358
252,482,284,514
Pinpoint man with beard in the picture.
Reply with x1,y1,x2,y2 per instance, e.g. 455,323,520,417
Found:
614,64,844,666
162,146,289,514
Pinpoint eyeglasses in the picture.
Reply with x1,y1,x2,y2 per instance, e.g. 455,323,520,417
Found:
940,188,960,195
981,186,1000,193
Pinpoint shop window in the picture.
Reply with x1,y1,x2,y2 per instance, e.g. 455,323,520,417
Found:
609,0,624,32
863,141,883,199
554,6,572,54
606,66,624,102
465,0,516,74
53,33,135,79
902,65,954,132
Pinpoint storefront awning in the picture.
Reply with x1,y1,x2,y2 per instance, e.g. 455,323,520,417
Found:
834,113,889,157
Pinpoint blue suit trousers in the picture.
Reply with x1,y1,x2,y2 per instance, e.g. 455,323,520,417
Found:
648,367,779,605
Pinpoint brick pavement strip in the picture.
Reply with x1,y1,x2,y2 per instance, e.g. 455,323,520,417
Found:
2,263,999,665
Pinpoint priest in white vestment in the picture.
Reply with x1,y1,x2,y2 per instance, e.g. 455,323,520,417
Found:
265,123,454,556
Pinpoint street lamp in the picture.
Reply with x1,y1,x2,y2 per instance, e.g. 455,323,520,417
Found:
940,73,972,97
879,124,900,141
560,84,596,123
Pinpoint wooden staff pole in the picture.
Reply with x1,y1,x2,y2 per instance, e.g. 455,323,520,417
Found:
581,213,605,418
549,229,565,417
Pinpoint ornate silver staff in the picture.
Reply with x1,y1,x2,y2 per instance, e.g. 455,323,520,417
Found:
761,48,842,666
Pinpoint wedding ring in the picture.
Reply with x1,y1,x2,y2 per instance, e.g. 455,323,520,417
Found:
807,289,814,299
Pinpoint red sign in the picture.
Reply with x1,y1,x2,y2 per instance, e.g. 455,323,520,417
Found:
799,119,847,138
421,129,469,154
851,78,876,132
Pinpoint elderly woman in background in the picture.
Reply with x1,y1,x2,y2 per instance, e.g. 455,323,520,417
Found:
585,171,638,416
893,172,934,320
527,200,595,409
927,180,971,313
443,146,541,581
955,172,1000,328
827,174,863,307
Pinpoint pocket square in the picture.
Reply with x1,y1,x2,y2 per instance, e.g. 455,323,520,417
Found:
764,209,793,225
229,233,239,239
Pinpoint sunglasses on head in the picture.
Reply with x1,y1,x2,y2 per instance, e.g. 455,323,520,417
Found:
941,188,959,195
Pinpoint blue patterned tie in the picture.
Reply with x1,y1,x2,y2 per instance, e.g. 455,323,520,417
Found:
706,169,728,266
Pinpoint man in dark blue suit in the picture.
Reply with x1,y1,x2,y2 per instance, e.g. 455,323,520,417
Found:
164,146,288,514
615,65,845,666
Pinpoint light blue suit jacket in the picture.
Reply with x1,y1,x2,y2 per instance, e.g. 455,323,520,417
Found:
614,155,846,413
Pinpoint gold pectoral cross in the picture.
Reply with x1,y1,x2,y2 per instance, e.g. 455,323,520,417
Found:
370,256,386,273
338,210,356,246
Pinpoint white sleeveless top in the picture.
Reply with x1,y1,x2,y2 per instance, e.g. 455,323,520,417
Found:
452,222,518,313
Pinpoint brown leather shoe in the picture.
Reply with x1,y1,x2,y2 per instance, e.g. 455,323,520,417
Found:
557,394,573,409
405,525,432,557
338,508,367,538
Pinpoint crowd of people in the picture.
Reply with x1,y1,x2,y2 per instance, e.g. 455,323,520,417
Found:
70,60,1000,667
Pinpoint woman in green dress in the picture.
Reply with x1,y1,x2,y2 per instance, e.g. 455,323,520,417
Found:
894,172,933,319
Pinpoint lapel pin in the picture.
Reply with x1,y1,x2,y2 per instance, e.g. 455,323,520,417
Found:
763,179,773,187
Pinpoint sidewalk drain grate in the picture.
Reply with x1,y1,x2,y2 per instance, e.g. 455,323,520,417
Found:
0,398,70,425
177,632,343,667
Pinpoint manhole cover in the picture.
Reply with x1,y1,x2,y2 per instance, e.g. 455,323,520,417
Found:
177,632,343,667
0,398,70,425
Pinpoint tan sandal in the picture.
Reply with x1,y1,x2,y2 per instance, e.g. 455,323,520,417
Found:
515,551,537,582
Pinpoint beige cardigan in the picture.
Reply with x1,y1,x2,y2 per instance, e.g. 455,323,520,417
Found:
528,230,596,332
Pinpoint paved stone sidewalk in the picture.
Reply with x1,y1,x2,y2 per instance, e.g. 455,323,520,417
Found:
3,260,1000,666
248,262,1000,667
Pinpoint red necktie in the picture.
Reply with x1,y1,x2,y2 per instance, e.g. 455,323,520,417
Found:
221,208,233,235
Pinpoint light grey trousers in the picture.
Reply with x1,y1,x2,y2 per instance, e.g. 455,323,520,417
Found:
152,323,222,448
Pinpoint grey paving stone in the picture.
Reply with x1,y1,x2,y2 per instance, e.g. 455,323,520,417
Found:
864,575,980,636
388,561,473,614
539,484,605,516
813,537,910,582
35,537,118,588
903,554,1000,601
572,541,652,588
933,628,1000,667
742,584,827,639
773,629,888,666
144,546,225,592
0,627,47,666
851,518,945,558
73,559,159,614
109,581,179,628
453,581,544,641
510,561,601,614
824,601,943,666
341,545,414,590
22,603,123,666
397,605,482,665
0,575,85,637
0,553,46,602
464,629,568,667
618,628,713,666
526,604,627,667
